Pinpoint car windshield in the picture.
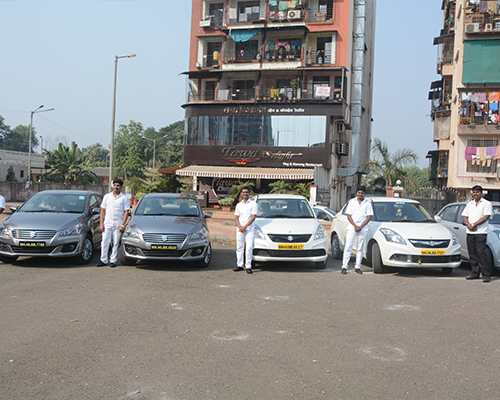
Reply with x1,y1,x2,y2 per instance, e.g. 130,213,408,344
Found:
373,201,434,223
134,196,200,217
19,193,87,213
490,206,500,224
257,198,315,219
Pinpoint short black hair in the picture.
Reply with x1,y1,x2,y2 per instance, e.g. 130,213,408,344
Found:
356,186,366,193
241,186,250,192
471,185,483,192
113,178,124,186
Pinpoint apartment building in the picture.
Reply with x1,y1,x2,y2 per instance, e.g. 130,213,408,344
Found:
429,0,500,201
178,0,376,209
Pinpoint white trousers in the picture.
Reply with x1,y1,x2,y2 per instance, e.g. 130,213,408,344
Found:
236,228,254,269
100,226,122,263
341,227,368,270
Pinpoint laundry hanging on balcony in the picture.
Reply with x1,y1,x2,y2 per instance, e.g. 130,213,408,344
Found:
229,28,259,43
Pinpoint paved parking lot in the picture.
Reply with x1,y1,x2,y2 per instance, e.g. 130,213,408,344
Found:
1,236,500,399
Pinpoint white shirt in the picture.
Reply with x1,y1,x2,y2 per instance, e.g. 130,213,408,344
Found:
461,197,492,234
0,195,5,211
235,199,258,231
101,192,130,227
345,197,374,228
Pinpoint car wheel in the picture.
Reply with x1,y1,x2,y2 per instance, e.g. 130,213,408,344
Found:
371,242,385,274
118,244,136,266
196,243,212,268
331,233,342,259
75,236,93,265
486,247,494,271
442,267,453,275
0,255,18,263
315,260,327,269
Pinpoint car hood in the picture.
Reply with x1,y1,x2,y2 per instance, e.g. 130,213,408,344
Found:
376,221,452,239
129,215,205,235
4,212,83,230
255,218,319,234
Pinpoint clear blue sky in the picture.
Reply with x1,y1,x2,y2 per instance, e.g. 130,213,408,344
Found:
0,0,442,168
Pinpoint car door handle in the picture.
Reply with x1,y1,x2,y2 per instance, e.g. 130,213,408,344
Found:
453,226,460,230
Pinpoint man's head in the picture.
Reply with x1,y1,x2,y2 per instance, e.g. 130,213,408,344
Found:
471,185,483,201
240,186,251,201
112,178,123,194
356,185,366,201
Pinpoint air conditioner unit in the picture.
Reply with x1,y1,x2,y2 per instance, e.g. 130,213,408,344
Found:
465,23,480,33
287,10,301,19
336,121,345,134
485,23,493,32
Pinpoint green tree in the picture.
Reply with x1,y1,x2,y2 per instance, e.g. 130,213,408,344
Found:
43,142,101,184
230,181,256,200
0,118,39,152
363,138,420,192
293,182,312,198
5,166,17,182
156,175,181,193
269,180,293,194
80,143,109,167
113,121,149,179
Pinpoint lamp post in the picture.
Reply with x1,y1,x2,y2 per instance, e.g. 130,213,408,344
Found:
39,135,43,182
109,53,137,188
29,105,54,195
144,134,168,170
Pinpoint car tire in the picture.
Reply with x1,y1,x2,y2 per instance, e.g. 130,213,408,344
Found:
196,243,212,268
371,242,385,274
331,233,342,259
442,267,453,275
118,244,136,266
0,255,18,263
75,236,94,265
486,247,494,271
315,259,327,269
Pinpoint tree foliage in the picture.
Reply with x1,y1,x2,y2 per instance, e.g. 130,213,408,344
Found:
5,166,17,182
80,143,109,167
0,116,39,152
269,180,293,194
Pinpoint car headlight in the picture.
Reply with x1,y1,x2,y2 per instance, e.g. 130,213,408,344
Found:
254,225,265,240
314,224,327,240
0,223,9,239
188,227,208,242
59,224,83,237
124,226,140,239
452,233,459,246
379,228,406,245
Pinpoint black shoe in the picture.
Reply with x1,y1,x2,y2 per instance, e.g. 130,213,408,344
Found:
341,268,347,274
97,261,107,267
246,268,253,274
355,269,363,274
466,275,480,280
233,266,244,272
483,276,491,283
109,262,116,268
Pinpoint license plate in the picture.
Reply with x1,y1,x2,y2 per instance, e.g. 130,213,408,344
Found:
19,241,46,247
278,243,304,250
151,244,177,250
420,249,445,255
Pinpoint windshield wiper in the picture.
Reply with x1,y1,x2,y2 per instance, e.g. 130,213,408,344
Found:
27,210,58,213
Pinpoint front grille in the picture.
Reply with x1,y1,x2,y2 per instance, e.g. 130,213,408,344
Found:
142,249,187,257
11,246,55,254
142,233,186,244
411,255,454,263
409,239,450,249
268,234,311,243
253,249,326,257
13,230,56,240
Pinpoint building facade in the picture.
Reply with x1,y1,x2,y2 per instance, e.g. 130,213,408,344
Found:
178,0,376,209
429,0,500,201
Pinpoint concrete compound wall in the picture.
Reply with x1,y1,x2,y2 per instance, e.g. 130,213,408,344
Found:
0,182,108,202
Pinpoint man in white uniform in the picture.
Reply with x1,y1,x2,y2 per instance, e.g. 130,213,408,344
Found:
341,186,373,274
97,179,130,267
0,194,5,215
462,185,492,282
234,187,258,274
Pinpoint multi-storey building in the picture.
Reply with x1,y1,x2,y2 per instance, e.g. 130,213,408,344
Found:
177,0,375,209
429,0,500,201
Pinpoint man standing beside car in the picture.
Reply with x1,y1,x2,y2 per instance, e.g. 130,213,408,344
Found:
341,186,373,275
234,187,258,274
97,179,130,268
462,185,492,282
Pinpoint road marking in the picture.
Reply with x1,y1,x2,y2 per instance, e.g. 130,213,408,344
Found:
211,331,249,341
170,303,182,310
263,296,290,301
362,345,405,362
385,304,421,311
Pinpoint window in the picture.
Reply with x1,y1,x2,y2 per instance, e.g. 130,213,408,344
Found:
20,170,24,178
313,76,330,99
232,79,255,100
235,40,259,61
466,139,498,173
316,37,332,64
206,42,222,67
238,1,260,22
440,205,458,222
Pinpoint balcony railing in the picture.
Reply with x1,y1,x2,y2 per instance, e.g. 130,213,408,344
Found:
223,49,259,63
307,8,333,23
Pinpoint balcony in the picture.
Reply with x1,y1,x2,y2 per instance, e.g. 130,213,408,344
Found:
307,7,333,23
463,1,500,34
200,13,226,28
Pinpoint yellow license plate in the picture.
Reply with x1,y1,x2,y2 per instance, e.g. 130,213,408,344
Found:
19,242,46,247
151,245,177,250
420,249,445,255
278,243,304,250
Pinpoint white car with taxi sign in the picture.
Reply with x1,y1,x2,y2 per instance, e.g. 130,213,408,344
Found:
330,197,462,274
252,194,329,269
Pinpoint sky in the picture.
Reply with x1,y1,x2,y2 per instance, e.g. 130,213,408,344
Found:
0,0,442,168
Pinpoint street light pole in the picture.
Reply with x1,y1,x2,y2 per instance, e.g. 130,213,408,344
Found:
29,105,54,196
39,135,43,181
109,53,137,189
144,134,168,170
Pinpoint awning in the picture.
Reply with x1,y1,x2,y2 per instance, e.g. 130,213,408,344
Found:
176,165,314,180
430,80,443,89
433,33,454,45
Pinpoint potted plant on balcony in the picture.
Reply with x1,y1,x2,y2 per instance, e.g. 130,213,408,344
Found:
218,196,234,212
290,78,299,99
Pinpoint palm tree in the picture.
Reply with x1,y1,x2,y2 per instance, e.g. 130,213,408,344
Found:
293,182,312,199
269,180,293,194
363,138,420,192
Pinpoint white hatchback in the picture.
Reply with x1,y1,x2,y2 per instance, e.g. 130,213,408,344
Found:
330,197,462,274
253,194,329,269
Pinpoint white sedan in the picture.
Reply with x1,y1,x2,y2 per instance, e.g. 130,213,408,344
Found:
253,194,329,269
330,197,462,274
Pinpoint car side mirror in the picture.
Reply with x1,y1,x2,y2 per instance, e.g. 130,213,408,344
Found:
316,211,327,220
434,215,442,223
205,211,213,219
9,206,17,213
91,207,101,215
